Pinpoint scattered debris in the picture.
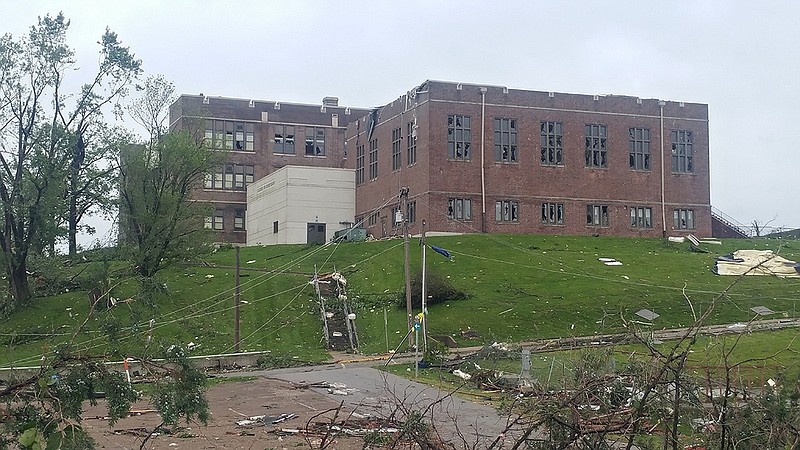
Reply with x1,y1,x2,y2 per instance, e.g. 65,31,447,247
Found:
236,413,298,427
598,257,623,266
453,369,472,380
635,309,660,321
750,306,776,316
668,236,686,243
714,250,800,278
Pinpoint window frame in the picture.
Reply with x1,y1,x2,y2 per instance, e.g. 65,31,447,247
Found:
273,124,296,155
233,209,246,231
391,127,402,171
447,198,472,221
586,204,609,227
629,127,651,171
495,200,519,222
406,121,417,166
355,144,365,185
585,124,608,168
205,120,255,152
368,139,378,180
541,202,564,225
629,206,653,228
671,130,694,173
406,201,416,224
447,114,471,161
494,118,518,163
304,126,326,156
204,164,255,191
540,121,563,166
205,210,224,230
673,208,695,229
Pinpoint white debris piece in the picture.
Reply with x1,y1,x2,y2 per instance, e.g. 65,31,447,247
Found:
453,369,472,380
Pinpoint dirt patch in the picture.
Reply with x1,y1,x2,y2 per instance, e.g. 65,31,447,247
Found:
83,377,368,449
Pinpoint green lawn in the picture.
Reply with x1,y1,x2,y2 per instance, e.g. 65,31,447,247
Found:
1,234,799,368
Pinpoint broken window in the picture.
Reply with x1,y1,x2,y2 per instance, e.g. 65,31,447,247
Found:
391,127,402,171
494,118,518,162
355,144,365,185
234,209,245,230
448,198,472,221
274,124,295,154
205,120,254,151
585,124,608,168
407,201,416,224
304,127,326,156
407,121,417,166
368,139,378,180
630,206,653,228
205,210,224,230
495,200,519,222
540,121,563,166
629,127,650,170
673,208,695,229
671,130,693,173
447,114,471,160
586,204,609,227
541,202,564,225
233,122,253,152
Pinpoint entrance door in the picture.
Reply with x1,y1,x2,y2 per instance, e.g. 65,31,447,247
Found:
307,223,326,244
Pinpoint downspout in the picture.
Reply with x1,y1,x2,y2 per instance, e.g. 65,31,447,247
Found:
659,100,667,238
480,87,488,233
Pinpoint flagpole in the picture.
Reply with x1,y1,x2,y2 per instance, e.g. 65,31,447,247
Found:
421,219,428,354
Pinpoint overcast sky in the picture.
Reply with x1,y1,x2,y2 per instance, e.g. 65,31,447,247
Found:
4,0,799,245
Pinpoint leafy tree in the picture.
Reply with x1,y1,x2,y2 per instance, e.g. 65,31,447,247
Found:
0,13,140,311
118,131,218,280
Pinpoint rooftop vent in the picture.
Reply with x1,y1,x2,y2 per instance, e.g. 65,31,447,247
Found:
322,96,339,107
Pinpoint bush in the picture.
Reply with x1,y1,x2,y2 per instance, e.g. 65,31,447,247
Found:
397,269,468,309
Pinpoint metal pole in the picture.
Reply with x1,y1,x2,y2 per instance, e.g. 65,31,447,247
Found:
659,101,667,238
384,307,389,353
415,327,419,378
234,246,241,352
401,187,413,349
421,219,428,354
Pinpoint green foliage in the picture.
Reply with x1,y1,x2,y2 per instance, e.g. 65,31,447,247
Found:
149,344,209,427
0,345,138,449
118,132,219,279
398,269,468,309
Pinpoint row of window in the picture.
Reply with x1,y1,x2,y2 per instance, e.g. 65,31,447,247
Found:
358,201,418,230
273,124,326,156
445,198,695,229
356,122,418,185
356,116,694,186
205,120,255,152
205,209,246,231
204,164,255,190
204,120,329,157
448,115,694,173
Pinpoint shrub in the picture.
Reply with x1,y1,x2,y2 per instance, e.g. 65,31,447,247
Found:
397,269,468,309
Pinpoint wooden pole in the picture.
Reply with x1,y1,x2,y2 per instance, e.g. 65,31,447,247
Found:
401,187,413,349
421,219,428,354
234,246,241,352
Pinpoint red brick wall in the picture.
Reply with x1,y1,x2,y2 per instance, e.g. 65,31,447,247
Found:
353,81,711,238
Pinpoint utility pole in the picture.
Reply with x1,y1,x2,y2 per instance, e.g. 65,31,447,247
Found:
400,186,413,349
234,246,241,352
420,219,428,354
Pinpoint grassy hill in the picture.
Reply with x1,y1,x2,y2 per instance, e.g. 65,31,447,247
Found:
2,234,799,368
